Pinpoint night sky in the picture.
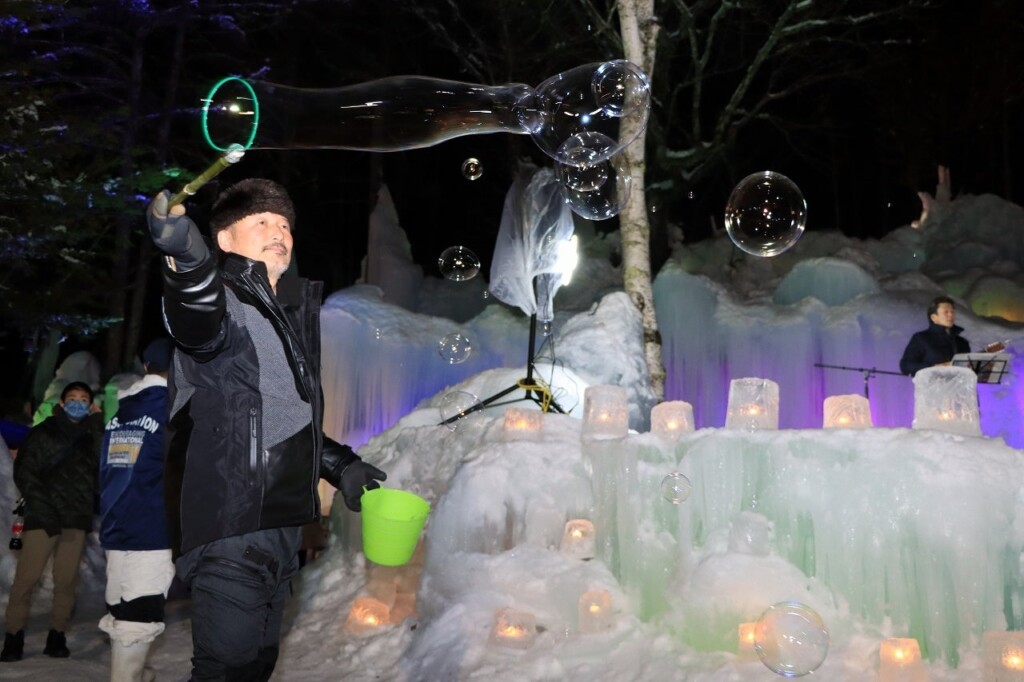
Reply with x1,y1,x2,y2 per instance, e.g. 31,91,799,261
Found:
1,0,1023,408
249,0,1024,286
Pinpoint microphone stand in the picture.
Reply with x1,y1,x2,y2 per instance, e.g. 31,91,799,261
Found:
813,363,905,400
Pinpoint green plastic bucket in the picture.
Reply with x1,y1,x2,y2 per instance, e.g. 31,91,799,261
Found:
361,488,430,566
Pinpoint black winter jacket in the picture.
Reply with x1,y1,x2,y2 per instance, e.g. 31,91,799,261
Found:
899,322,970,376
14,407,102,535
162,253,358,555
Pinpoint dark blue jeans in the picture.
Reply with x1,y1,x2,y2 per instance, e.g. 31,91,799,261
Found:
177,527,302,681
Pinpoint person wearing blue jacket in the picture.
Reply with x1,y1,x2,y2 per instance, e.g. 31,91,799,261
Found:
98,338,176,682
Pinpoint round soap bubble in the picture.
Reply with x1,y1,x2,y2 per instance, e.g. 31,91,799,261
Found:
724,171,807,257
439,390,480,432
461,157,483,181
528,60,650,167
660,472,693,505
753,601,830,677
555,134,632,220
438,332,472,364
591,60,650,118
556,132,612,191
438,245,481,282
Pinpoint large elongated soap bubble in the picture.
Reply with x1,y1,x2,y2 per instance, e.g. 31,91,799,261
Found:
202,76,536,153
200,61,650,221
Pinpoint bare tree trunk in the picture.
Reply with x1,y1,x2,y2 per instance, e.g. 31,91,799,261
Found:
616,0,664,399
105,27,146,377
124,16,187,366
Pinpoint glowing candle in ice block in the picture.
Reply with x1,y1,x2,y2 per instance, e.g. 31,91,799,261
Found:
503,407,544,440
578,589,612,634
725,378,778,431
984,631,1024,681
650,400,694,441
823,394,872,429
559,519,596,559
583,385,629,438
912,366,980,437
738,622,758,661
489,608,537,649
343,596,390,634
879,637,927,682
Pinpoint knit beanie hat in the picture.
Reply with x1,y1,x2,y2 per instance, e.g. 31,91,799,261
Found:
208,178,296,236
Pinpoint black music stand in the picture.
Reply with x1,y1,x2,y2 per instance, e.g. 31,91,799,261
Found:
438,312,567,426
952,353,1011,385
813,363,906,399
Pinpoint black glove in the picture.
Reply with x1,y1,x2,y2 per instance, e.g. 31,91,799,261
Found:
147,190,210,269
339,460,387,512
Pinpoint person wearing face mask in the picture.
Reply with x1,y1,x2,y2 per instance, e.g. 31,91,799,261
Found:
1,381,103,663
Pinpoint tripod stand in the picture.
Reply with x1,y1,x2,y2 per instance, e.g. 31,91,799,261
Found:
439,312,567,426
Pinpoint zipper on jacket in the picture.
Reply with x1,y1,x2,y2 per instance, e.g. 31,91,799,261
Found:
248,407,259,487
239,270,312,401
233,266,321,519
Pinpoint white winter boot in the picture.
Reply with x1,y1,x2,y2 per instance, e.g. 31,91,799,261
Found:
110,639,152,682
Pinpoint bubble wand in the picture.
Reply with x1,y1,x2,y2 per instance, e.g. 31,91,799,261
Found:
166,143,246,209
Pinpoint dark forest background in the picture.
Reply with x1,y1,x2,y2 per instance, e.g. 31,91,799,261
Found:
1,0,1022,416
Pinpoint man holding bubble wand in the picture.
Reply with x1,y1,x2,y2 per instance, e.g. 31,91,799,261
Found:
148,61,650,679
150,162,386,678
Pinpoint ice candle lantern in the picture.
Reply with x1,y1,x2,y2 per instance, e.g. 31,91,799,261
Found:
879,637,928,682
738,622,758,661
503,407,544,440
343,596,390,634
559,519,596,559
489,608,537,649
650,400,694,440
578,589,612,634
984,631,1024,681
912,366,981,437
725,378,779,431
582,385,628,438
823,394,873,428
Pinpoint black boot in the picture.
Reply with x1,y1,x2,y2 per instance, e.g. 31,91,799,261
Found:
0,630,24,662
43,629,69,658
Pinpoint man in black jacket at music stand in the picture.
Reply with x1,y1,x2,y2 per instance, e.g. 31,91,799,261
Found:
899,296,971,377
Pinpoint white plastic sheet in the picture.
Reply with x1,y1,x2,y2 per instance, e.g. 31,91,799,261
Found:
488,164,574,321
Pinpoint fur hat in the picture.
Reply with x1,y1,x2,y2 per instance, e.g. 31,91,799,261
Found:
208,178,296,236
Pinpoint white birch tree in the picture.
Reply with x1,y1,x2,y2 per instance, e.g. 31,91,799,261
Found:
577,0,936,400
617,0,665,398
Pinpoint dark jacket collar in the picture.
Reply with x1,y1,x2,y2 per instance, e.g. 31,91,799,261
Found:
221,252,269,281
928,321,964,336
219,253,307,307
